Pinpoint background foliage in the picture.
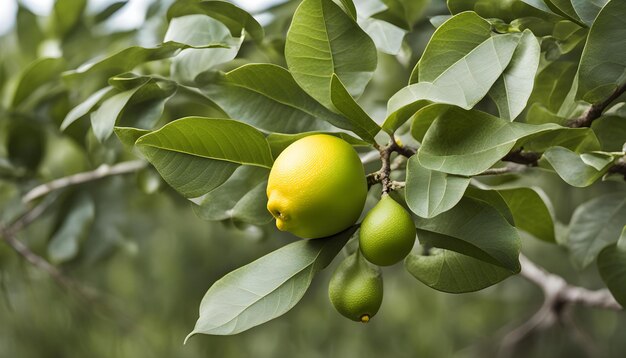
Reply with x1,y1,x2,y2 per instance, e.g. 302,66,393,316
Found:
1,0,625,357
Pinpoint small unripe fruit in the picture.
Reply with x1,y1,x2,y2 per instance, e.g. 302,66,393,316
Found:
359,194,416,266
328,252,383,323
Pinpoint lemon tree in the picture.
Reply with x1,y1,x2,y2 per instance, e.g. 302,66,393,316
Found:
1,0,626,351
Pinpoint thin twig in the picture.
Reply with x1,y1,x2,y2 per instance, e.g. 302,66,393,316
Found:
476,163,527,176
23,160,146,203
1,232,74,289
569,83,626,128
379,145,393,193
502,149,542,166
390,181,406,190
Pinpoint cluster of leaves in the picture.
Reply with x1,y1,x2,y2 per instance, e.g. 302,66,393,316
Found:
0,0,175,265
1,0,625,341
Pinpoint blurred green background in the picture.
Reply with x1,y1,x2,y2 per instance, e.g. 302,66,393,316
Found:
0,0,625,357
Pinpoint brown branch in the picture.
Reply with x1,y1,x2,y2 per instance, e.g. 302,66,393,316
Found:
366,135,415,193
501,148,542,166
608,156,626,180
379,145,393,193
23,160,146,203
569,83,626,128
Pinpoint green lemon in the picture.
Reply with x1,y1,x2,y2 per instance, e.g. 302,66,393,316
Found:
329,251,383,323
266,134,367,239
359,194,416,266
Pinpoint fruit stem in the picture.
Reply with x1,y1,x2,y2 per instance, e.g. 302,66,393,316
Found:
360,314,370,323
367,135,418,194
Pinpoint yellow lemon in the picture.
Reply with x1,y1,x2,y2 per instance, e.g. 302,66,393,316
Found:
359,194,416,266
329,252,383,323
266,134,367,239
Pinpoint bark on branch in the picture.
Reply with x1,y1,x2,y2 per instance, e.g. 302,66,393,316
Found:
569,83,626,128
519,254,621,310
23,160,146,203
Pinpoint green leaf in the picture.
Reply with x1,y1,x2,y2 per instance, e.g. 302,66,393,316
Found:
448,0,551,22
165,15,242,83
358,17,407,55
91,88,141,142
193,166,272,225
414,197,521,272
201,64,344,133
498,187,555,243
48,193,95,264
185,226,356,338
118,80,178,130
525,103,568,126
167,0,264,42
140,149,238,199
521,127,601,152
285,0,377,108
405,156,470,218
371,0,429,30
415,12,491,83
489,30,541,121
94,1,128,24
385,14,520,133
89,79,177,142
63,42,227,83
165,14,241,48
598,240,626,307
52,0,87,38
136,117,273,198
417,107,559,176
537,0,584,25
568,193,626,269
16,6,44,59
137,117,274,167
329,74,381,143
464,187,515,225
405,245,515,293
542,147,614,187
571,0,608,27
592,116,626,151
337,0,357,20
528,61,578,115
267,132,370,159
576,0,626,103
11,57,67,108
520,0,558,15
114,126,151,151
60,87,114,131
409,103,451,142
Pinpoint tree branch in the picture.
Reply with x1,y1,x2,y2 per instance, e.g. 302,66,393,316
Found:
477,163,528,176
501,148,542,166
23,160,146,203
497,254,621,355
569,83,626,128
0,197,100,301
519,254,621,310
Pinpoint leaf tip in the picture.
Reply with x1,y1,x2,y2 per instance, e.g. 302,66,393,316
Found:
183,331,197,345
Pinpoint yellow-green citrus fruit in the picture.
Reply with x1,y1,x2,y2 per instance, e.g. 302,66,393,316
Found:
266,134,367,239
359,194,416,266
329,252,383,323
